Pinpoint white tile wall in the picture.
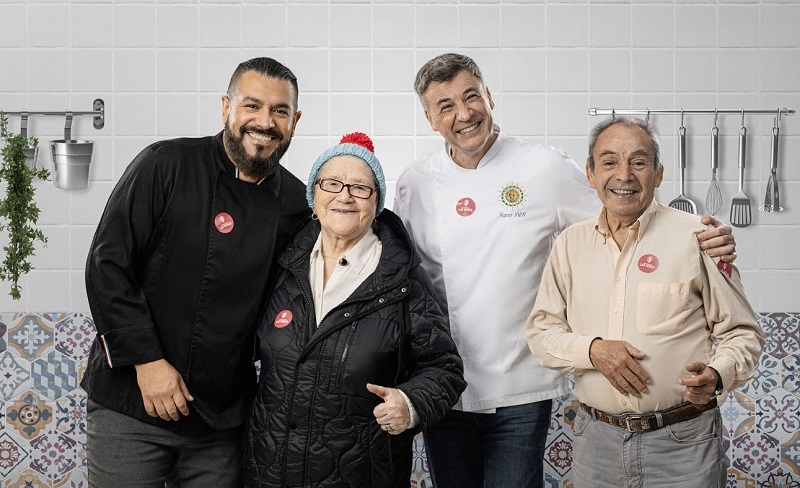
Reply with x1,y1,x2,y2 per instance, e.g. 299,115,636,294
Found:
0,0,798,312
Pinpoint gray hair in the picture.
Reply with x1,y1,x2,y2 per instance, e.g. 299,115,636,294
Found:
414,53,484,106
226,57,299,108
587,117,662,172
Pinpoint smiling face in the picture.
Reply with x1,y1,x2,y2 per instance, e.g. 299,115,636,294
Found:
314,155,378,249
420,69,496,169
221,71,302,180
587,123,664,227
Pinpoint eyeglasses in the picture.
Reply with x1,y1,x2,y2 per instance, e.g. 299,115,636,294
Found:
316,178,375,199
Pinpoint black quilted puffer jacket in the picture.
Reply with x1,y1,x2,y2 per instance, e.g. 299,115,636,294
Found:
243,209,466,488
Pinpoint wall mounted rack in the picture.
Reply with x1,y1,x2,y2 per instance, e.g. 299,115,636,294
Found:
1,98,105,129
589,107,794,121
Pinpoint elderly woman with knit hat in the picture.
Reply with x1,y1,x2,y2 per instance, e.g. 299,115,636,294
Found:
243,133,466,488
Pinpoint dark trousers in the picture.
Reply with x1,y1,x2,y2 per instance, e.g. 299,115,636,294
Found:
423,400,552,488
87,399,243,488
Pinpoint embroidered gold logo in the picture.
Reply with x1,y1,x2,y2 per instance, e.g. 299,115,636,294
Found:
499,184,524,209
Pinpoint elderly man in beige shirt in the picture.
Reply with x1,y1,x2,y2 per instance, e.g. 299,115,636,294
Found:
526,117,764,488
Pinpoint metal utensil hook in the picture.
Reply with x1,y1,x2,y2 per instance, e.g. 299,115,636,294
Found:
680,109,685,128
64,112,73,141
713,109,718,128
20,110,28,138
611,109,616,120
645,109,650,124
775,108,781,128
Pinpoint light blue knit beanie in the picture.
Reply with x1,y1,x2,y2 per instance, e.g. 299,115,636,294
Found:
306,132,386,215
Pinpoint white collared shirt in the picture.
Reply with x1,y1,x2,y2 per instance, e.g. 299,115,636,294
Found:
309,228,381,325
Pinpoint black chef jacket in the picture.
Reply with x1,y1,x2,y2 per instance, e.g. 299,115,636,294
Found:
82,132,308,434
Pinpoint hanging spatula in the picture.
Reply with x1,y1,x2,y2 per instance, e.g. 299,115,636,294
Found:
669,125,697,213
730,123,752,227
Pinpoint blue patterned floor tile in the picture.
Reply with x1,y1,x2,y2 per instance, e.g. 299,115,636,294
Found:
725,467,757,488
55,390,87,439
757,389,800,443
721,390,757,439
760,313,800,361
783,354,800,394
7,314,54,361
739,353,782,400
31,352,78,401
0,431,30,478
54,314,94,360
29,429,80,481
544,431,573,478
6,390,54,440
731,429,781,478
0,351,31,402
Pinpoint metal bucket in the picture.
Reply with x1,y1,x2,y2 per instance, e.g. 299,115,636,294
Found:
50,139,94,190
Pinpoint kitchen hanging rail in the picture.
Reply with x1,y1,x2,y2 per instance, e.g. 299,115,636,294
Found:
589,108,794,118
1,99,105,129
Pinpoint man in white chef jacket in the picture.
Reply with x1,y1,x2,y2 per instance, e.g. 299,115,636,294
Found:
393,52,738,488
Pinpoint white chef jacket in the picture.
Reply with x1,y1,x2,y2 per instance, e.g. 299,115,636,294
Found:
394,126,600,412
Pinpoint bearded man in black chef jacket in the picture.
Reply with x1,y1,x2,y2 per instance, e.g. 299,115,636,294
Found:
82,57,308,488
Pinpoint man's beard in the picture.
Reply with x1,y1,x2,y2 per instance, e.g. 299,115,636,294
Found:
223,122,292,180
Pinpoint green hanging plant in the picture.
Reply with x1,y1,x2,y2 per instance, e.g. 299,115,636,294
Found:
0,112,50,300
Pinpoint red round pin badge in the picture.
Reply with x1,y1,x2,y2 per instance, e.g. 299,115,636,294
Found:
456,198,476,217
637,254,659,273
215,212,234,234
274,310,293,328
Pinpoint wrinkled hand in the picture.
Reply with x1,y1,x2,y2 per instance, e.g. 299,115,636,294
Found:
698,214,736,263
679,362,719,405
589,339,650,397
367,383,411,435
135,359,193,421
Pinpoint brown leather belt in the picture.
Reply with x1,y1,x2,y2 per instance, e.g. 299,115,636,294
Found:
579,399,717,433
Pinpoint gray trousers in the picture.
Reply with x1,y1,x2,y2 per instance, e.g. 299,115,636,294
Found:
571,405,727,488
87,399,243,488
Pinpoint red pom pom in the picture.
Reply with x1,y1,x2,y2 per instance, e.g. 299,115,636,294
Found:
340,132,374,153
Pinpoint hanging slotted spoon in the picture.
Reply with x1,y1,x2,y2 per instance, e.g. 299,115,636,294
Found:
669,125,697,214
705,125,722,215
730,124,752,227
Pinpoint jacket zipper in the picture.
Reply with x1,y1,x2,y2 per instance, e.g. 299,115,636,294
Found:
335,322,358,389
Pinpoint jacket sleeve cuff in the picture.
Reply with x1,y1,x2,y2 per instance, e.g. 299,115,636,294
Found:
398,388,420,428
99,324,164,368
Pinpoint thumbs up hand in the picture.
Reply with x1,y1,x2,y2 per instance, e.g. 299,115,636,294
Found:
366,383,411,435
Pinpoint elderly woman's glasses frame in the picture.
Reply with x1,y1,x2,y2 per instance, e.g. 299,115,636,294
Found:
316,178,375,199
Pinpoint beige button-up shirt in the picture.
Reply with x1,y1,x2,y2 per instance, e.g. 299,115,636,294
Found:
526,200,764,414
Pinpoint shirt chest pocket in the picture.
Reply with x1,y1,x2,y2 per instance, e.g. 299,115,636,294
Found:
636,282,690,336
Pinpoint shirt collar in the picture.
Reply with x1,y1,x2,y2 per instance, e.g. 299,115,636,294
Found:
310,227,380,276
444,123,503,170
594,199,659,243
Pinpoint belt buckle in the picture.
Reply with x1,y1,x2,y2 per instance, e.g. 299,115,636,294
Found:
623,413,650,432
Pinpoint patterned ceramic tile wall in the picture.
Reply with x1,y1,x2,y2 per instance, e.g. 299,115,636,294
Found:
0,312,797,487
